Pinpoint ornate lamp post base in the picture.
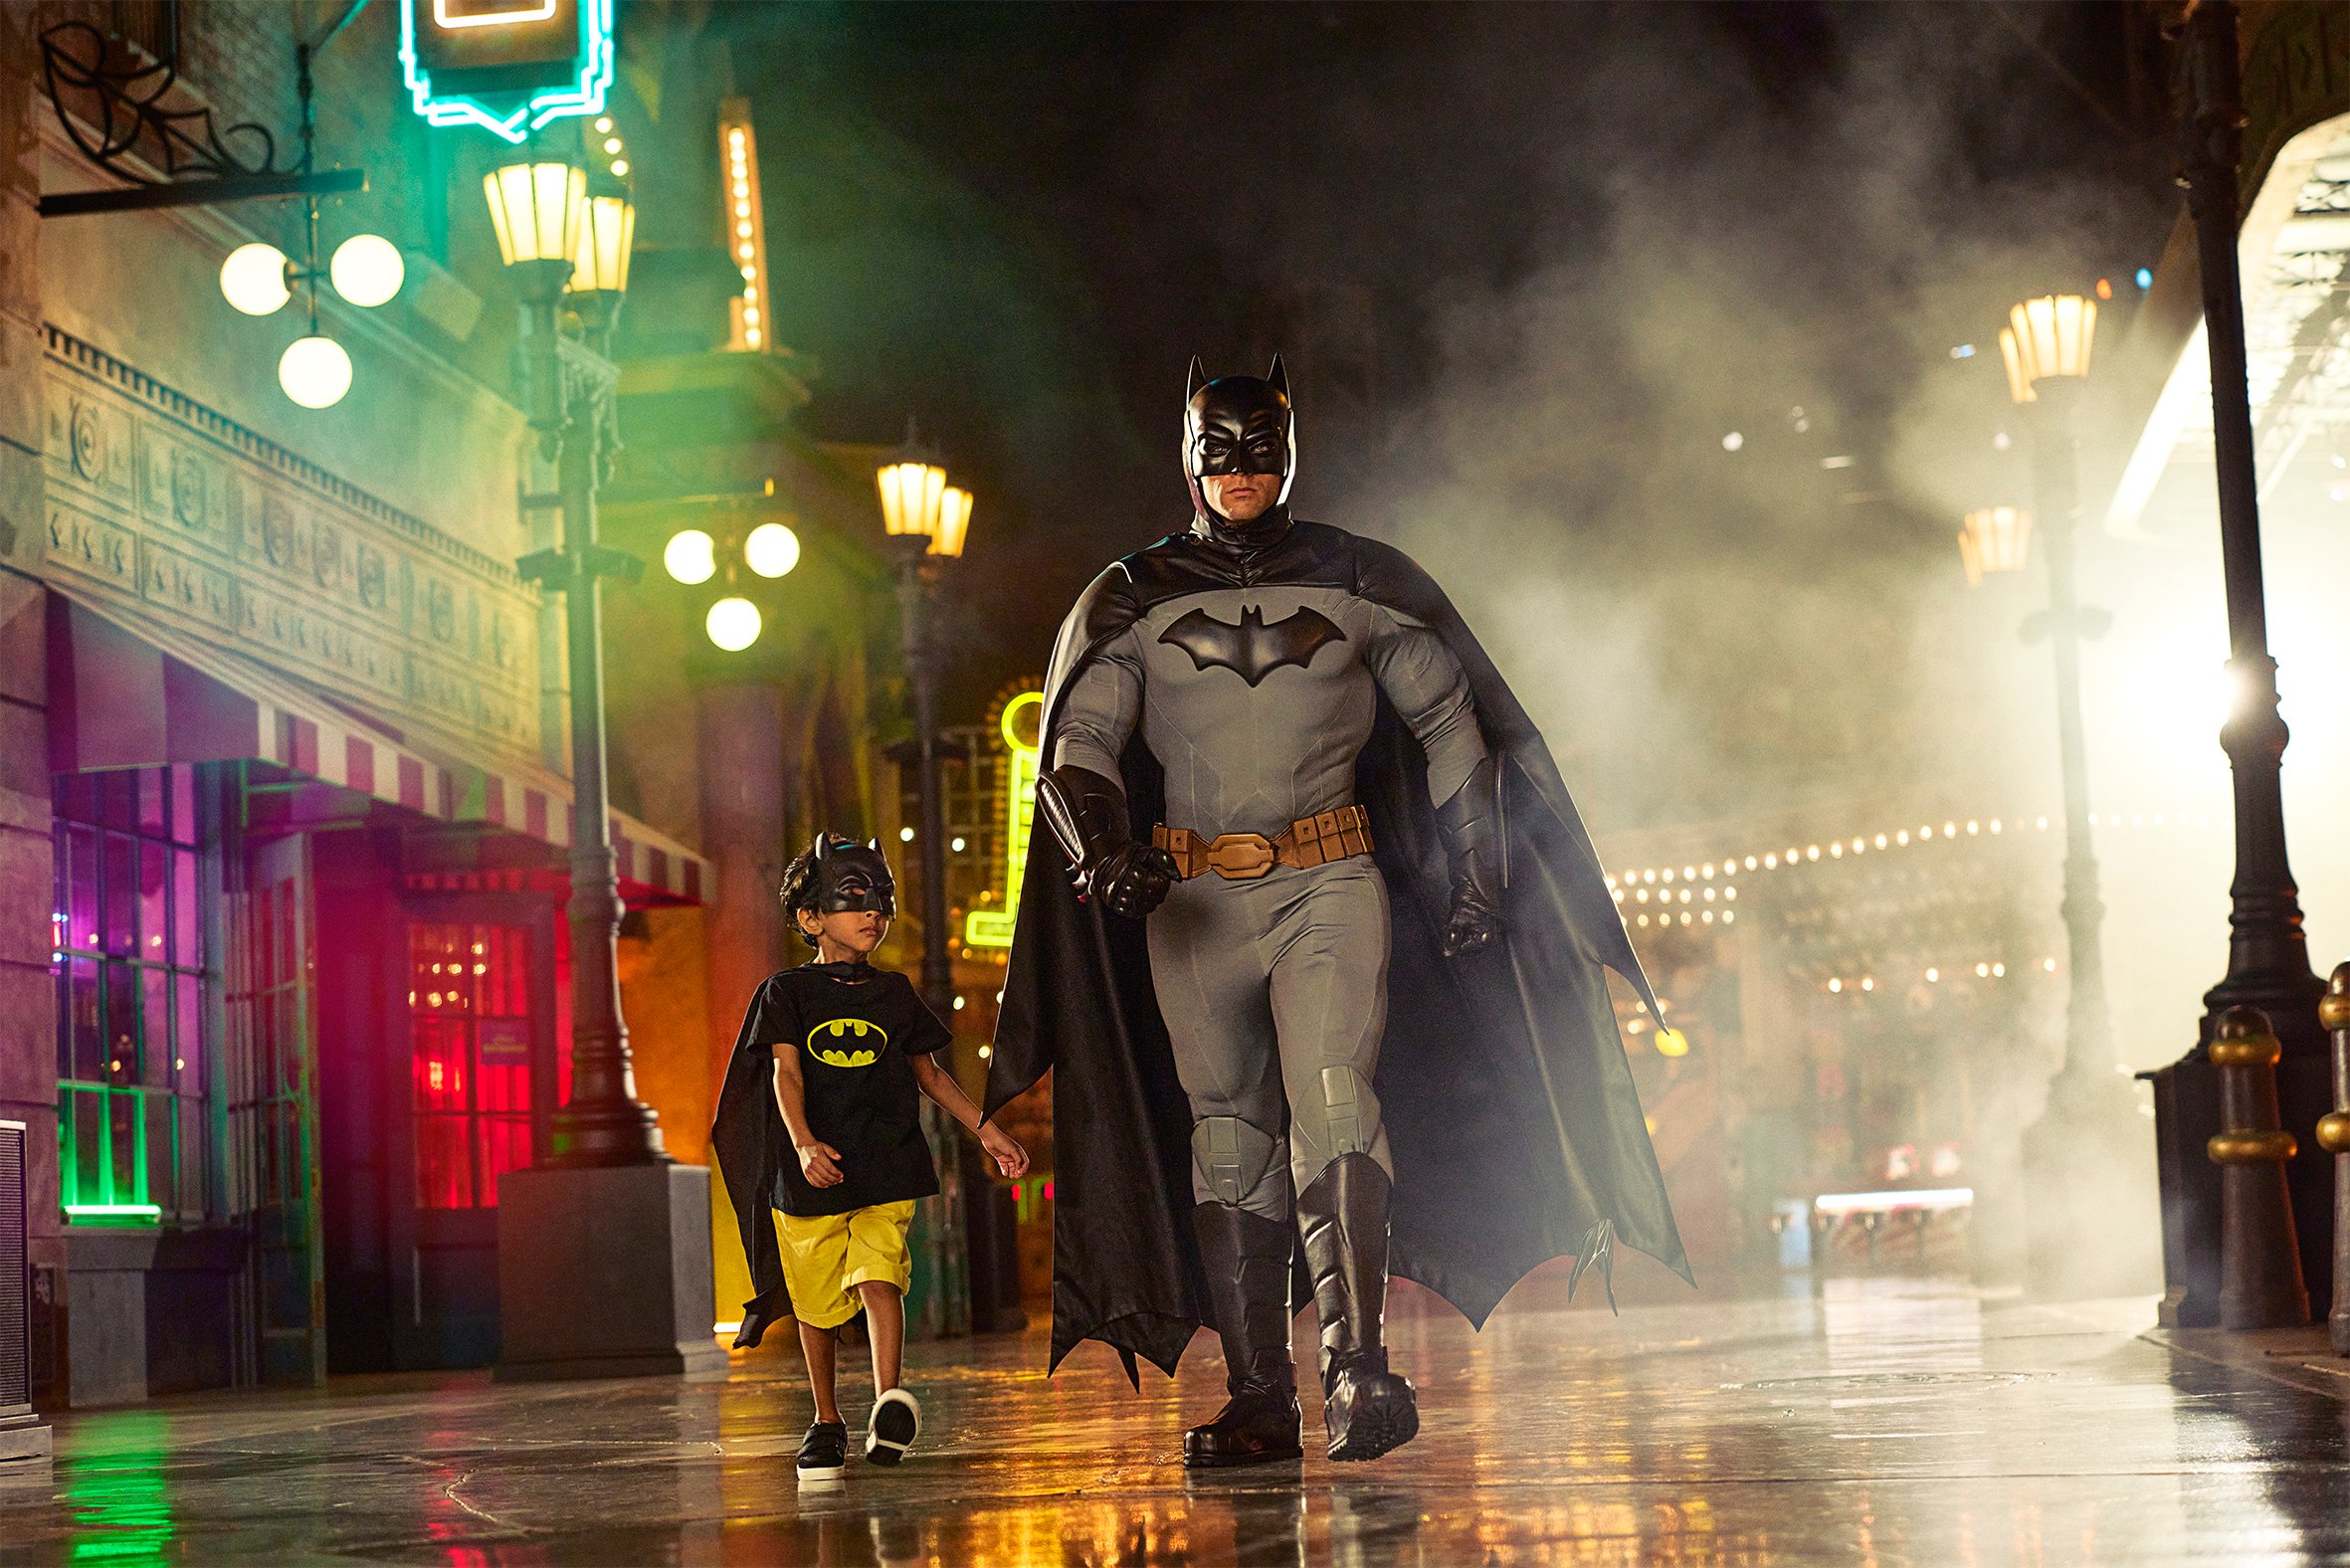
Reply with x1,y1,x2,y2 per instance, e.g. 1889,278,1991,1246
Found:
493,1165,726,1382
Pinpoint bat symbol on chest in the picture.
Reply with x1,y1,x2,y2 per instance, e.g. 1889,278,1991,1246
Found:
1157,605,1347,686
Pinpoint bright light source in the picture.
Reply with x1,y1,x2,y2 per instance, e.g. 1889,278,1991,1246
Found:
1828,977,1843,993
603,136,623,154
663,529,716,584
1959,505,2032,585
951,836,967,853
278,335,352,408
595,116,614,133
220,242,292,315
328,234,405,307
1950,343,1975,359
744,521,801,578
610,159,629,177
899,826,914,843
1656,1027,1689,1058
705,596,761,651
1721,431,1744,452
2135,267,2153,290
1814,1188,1973,1217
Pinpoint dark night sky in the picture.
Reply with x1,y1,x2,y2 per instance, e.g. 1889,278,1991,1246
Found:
718,2,2177,824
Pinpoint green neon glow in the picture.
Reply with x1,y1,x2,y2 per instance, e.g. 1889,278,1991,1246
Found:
964,689,1043,949
66,1203,162,1223
399,0,614,145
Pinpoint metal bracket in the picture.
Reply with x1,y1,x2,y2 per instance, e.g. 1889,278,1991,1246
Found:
517,545,643,589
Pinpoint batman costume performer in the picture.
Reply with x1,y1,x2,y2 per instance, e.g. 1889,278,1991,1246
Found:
983,359,1688,1467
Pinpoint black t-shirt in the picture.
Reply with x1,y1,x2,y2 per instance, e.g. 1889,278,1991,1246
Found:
745,960,952,1218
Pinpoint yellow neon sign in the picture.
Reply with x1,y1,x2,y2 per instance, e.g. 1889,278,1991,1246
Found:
964,689,1043,949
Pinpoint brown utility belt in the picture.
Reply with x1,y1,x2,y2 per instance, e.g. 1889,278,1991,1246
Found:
1152,804,1374,881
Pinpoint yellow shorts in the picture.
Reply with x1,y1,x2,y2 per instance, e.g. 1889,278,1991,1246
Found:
776,1200,916,1329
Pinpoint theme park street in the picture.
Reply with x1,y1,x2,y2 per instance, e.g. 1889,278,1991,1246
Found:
6,1275,2350,1566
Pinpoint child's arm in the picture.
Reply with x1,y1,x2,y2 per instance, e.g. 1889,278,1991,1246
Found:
910,1054,1030,1179
771,1044,845,1188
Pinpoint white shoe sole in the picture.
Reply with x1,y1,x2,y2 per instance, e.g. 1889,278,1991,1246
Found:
866,1389,921,1466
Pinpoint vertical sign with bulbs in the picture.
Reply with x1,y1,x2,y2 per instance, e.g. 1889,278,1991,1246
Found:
719,99,770,353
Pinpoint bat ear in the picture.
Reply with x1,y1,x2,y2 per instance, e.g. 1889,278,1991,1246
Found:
1267,354,1288,399
867,838,880,852
1186,355,1207,402
813,835,829,861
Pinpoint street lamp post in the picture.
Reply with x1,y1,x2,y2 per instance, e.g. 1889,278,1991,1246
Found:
489,158,662,1169
876,448,973,1336
485,154,718,1380
1991,295,2148,1297
2144,0,2332,1328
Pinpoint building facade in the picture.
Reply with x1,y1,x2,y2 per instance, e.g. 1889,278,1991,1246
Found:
0,1,911,1413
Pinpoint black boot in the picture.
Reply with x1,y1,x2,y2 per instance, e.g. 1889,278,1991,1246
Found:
1298,1154,1419,1462
1183,1202,1303,1469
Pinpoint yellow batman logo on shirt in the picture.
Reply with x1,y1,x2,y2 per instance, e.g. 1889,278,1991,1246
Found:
806,1017,886,1069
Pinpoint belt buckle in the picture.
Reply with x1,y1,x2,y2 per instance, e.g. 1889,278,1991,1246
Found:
1205,833,1275,880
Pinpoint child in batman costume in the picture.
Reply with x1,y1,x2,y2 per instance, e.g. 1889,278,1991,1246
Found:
983,359,1688,1467
710,835,1028,1485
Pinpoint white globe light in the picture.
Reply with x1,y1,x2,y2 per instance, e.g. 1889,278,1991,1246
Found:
220,242,291,315
743,520,801,579
278,336,352,409
328,234,405,308
705,596,761,652
663,529,716,584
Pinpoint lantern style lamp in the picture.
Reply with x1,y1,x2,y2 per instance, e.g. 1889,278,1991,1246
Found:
1999,294,2097,405
1959,505,2033,587
933,486,974,560
877,454,948,548
568,185,636,346
483,158,587,305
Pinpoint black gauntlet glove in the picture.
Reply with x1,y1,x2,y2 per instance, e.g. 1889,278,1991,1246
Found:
1435,756,1504,958
1037,764,1179,918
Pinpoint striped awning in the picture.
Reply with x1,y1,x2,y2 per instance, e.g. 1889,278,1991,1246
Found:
48,589,708,905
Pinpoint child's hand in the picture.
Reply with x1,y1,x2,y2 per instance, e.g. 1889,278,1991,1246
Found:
980,1122,1029,1180
796,1139,845,1187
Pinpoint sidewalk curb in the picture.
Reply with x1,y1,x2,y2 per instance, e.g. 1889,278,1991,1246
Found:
2143,1324,2350,1403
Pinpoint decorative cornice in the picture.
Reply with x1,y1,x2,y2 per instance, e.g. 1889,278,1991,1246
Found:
44,320,525,591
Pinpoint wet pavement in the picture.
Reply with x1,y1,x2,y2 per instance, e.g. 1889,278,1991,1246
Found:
6,1276,2350,1566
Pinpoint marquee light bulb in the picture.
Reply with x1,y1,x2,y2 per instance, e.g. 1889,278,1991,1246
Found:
705,596,761,652
743,520,800,578
663,529,717,585
278,335,352,409
328,234,404,308
221,242,292,315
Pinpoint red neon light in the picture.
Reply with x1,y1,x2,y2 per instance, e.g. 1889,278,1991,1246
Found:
427,1059,446,1094
1043,1179,1054,1202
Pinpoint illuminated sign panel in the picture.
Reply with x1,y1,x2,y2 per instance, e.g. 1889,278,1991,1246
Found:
399,0,614,143
964,689,1042,949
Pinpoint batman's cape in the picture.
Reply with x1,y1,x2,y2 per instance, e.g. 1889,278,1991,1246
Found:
710,981,794,1349
983,517,1690,1382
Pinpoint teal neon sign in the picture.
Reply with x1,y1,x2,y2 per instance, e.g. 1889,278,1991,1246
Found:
399,0,614,144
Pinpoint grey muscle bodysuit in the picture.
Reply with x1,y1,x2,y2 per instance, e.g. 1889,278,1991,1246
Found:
1054,581,1488,1223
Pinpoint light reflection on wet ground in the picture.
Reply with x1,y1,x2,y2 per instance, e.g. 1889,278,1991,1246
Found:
5,1276,2349,1565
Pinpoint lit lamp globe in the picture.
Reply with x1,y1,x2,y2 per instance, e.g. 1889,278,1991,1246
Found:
706,595,762,652
328,234,405,308
744,520,801,578
663,528,717,585
220,242,292,315
279,335,353,410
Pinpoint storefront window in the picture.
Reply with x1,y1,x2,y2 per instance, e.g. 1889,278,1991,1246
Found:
53,766,212,1225
410,923,534,1208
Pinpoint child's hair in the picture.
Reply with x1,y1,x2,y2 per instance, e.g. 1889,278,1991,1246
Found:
778,840,826,948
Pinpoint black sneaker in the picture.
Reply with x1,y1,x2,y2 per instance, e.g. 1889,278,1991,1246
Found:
866,1388,920,1466
798,1420,849,1486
